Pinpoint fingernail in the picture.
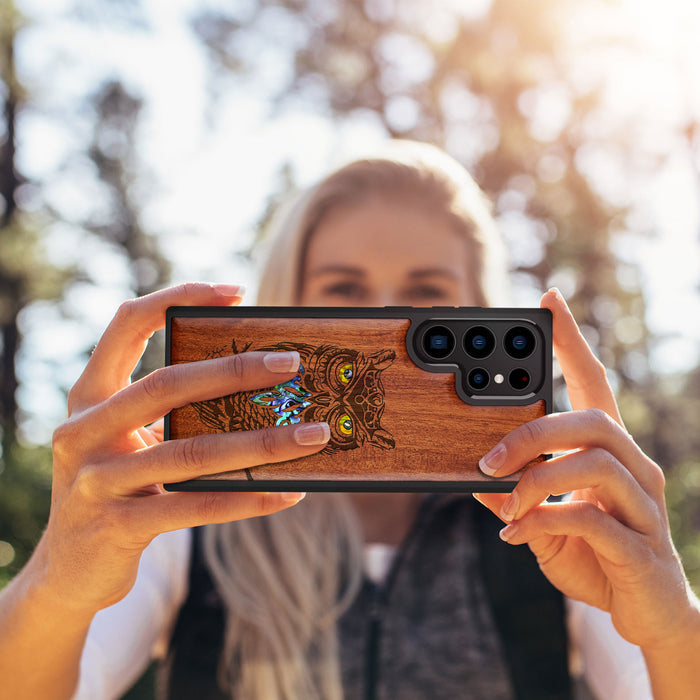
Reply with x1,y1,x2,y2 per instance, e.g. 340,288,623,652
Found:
281,492,306,504
500,491,519,522
294,422,330,445
479,443,506,476
499,523,519,542
214,283,247,298
263,351,300,373
547,287,565,305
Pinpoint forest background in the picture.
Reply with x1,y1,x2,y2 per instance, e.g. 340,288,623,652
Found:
2,1,700,697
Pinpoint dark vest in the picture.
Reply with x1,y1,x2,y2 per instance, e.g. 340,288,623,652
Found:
158,496,571,700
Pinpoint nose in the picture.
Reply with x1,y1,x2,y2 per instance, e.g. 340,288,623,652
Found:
372,291,400,307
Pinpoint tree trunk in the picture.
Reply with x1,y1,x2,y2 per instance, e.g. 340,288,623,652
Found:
0,4,24,450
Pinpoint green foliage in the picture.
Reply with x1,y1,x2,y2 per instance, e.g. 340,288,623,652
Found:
0,441,52,589
0,216,75,302
666,457,700,592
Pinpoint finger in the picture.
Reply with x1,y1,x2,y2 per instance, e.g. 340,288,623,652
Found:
473,492,508,519
139,418,165,446
105,422,331,490
91,350,301,436
70,283,245,410
498,499,646,568
472,492,511,532
497,447,656,533
131,490,307,539
540,288,623,425
478,408,666,497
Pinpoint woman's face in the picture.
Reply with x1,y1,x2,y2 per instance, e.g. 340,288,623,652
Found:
299,197,478,307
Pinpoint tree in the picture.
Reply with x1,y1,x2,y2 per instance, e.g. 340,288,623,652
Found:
85,79,170,299
0,4,169,588
83,78,171,378
1,0,28,450
0,0,66,585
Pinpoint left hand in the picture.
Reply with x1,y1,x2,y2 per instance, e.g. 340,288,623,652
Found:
474,288,698,652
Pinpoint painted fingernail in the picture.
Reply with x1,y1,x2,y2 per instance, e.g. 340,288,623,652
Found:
500,491,519,522
263,351,300,373
281,492,306,504
499,523,519,542
479,443,506,476
294,422,330,445
213,283,247,298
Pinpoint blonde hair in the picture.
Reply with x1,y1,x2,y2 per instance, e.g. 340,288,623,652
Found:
202,494,363,699
203,141,508,699
256,140,508,306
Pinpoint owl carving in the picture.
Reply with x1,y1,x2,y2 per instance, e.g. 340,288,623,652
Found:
192,340,396,457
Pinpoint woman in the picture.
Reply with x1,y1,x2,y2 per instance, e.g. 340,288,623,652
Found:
0,142,698,700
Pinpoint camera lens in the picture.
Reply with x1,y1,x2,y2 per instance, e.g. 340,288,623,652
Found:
509,368,531,391
504,326,536,359
467,367,490,391
422,325,455,359
463,326,495,359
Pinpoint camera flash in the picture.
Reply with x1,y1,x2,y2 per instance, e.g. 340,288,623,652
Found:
494,373,504,384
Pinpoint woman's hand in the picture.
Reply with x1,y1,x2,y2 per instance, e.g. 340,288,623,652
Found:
474,289,700,657
31,283,330,617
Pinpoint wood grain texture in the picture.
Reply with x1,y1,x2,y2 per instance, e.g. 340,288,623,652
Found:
168,317,545,484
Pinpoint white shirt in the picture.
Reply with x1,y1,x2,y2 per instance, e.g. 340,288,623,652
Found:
74,530,653,700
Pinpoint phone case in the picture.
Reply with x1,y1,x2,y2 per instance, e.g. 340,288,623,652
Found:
164,306,552,492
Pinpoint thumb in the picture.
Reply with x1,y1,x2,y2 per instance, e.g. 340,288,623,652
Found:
541,288,624,426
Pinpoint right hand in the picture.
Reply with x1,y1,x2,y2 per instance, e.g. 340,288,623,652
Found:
31,283,329,616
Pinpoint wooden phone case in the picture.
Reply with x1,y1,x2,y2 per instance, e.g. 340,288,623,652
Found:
164,307,552,492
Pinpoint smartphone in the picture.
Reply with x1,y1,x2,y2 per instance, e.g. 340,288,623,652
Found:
164,306,552,492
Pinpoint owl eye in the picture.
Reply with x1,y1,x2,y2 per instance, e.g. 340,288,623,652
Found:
338,362,354,384
337,414,354,436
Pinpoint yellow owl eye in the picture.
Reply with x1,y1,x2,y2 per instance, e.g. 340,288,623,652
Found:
338,414,354,436
338,362,354,384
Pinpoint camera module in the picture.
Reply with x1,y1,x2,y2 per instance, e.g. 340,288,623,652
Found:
467,367,490,391
509,368,531,391
504,326,536,359
463,326,495,359
422,325,455,359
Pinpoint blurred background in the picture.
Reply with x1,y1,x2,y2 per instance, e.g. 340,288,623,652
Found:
1,0,700,695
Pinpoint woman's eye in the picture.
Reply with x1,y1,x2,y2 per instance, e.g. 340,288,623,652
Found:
322,282,367,300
